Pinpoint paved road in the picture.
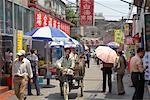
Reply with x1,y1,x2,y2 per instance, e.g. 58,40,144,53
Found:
10,58,150,100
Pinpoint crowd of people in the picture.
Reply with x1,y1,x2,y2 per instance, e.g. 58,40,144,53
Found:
12,48,91,100
96,47,149,100
7,46,149,100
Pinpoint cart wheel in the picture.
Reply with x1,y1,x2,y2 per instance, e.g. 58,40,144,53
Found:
63,82,69,100
80,80,83,97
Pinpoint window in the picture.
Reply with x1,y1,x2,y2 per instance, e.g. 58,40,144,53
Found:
5,0,12,34
23,8,31,33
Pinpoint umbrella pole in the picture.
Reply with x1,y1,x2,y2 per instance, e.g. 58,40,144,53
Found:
46,41,51,66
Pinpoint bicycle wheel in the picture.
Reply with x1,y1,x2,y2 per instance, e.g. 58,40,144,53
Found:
63,82,69,100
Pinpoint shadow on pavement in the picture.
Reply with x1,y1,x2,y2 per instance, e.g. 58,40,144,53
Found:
84,90,101,93
45,93,78,100
40,84,56,88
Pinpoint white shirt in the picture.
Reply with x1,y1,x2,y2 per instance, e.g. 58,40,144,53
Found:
13,58,33,78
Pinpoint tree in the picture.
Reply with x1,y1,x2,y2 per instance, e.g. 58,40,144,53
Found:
65,4,78,25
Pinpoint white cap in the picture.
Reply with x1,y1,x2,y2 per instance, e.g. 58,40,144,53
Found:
17,50,25,56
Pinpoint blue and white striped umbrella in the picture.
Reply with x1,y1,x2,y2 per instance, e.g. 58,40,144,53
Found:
25,26,71,42
64,38,81,48
49,41,64,48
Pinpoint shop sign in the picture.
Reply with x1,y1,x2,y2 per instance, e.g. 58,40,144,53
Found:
114,29,123,44
17,30,23,51
80,0,94,26
124,23,129,36
143,52,150,80
34,11,71,35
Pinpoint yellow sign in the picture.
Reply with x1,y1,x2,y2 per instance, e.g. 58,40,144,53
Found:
17,30,23,51
114,29,123,43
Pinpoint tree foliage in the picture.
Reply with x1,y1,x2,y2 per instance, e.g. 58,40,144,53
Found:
65,4,78,25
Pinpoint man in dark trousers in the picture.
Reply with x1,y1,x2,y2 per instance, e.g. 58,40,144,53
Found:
101,62,113,93
85,50,90,68
27,49,41,96
130,48,145,100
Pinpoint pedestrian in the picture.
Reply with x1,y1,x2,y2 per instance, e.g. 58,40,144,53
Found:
85,50,90,68
13,50,33,100
26,49,42,96
101,62,113,93
4,48,12,74
130,48,145,100
114,51,126,95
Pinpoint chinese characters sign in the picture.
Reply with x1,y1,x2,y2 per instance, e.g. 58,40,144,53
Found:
34,11,70,35
17,30,23,51
114,29,123,44
80,0,94,26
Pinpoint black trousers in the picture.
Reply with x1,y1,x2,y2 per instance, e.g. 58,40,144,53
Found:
85,60,90,68
102,67,112,92
131,72,145,100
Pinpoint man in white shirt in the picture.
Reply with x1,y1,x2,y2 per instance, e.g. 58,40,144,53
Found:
13,50,33,100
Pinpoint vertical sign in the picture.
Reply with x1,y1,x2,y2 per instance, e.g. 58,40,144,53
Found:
43,14,48,26
57,21,60,29
145,14,150,51
48,16,52,27
114,29,123,44
52,19,57,28
124,23,129,36
17,30,23,51
35,11,42,28
80,0,94,26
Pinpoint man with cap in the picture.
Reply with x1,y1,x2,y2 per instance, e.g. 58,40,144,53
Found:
13,50,33,100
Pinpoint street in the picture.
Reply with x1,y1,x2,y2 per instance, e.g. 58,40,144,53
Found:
9,58,150,100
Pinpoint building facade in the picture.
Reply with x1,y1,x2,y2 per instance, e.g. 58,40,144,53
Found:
133,0,150,50
0,0,71,93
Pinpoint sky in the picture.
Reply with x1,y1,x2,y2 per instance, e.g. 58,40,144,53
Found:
62,0,137,21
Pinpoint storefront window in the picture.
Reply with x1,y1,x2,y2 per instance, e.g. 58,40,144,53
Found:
14,4,22,30
24,8,31,33
5,0,13,34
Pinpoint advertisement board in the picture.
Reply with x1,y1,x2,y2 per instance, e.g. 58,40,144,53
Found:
17,30,23,51
114,29,123,44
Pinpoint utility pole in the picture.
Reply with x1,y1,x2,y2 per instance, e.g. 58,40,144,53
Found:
12,0,16,61
3,0,6,34
12,0,16,89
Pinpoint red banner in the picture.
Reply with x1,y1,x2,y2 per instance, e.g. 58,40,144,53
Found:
35,11,43,28
80,0,94,26
48,16,52,27
34,11,71,35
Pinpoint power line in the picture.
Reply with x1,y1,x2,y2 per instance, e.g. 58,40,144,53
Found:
65,0,76,5
95,1,128,14
65,0,128,15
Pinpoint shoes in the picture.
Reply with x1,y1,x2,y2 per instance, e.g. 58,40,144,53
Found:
37,93,43,96
129,85,134,87
28,93,33,96
118,91,125,95
24,96,27,100
100,90,105,93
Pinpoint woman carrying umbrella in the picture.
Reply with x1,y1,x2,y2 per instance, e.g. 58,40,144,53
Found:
95,46,118,93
